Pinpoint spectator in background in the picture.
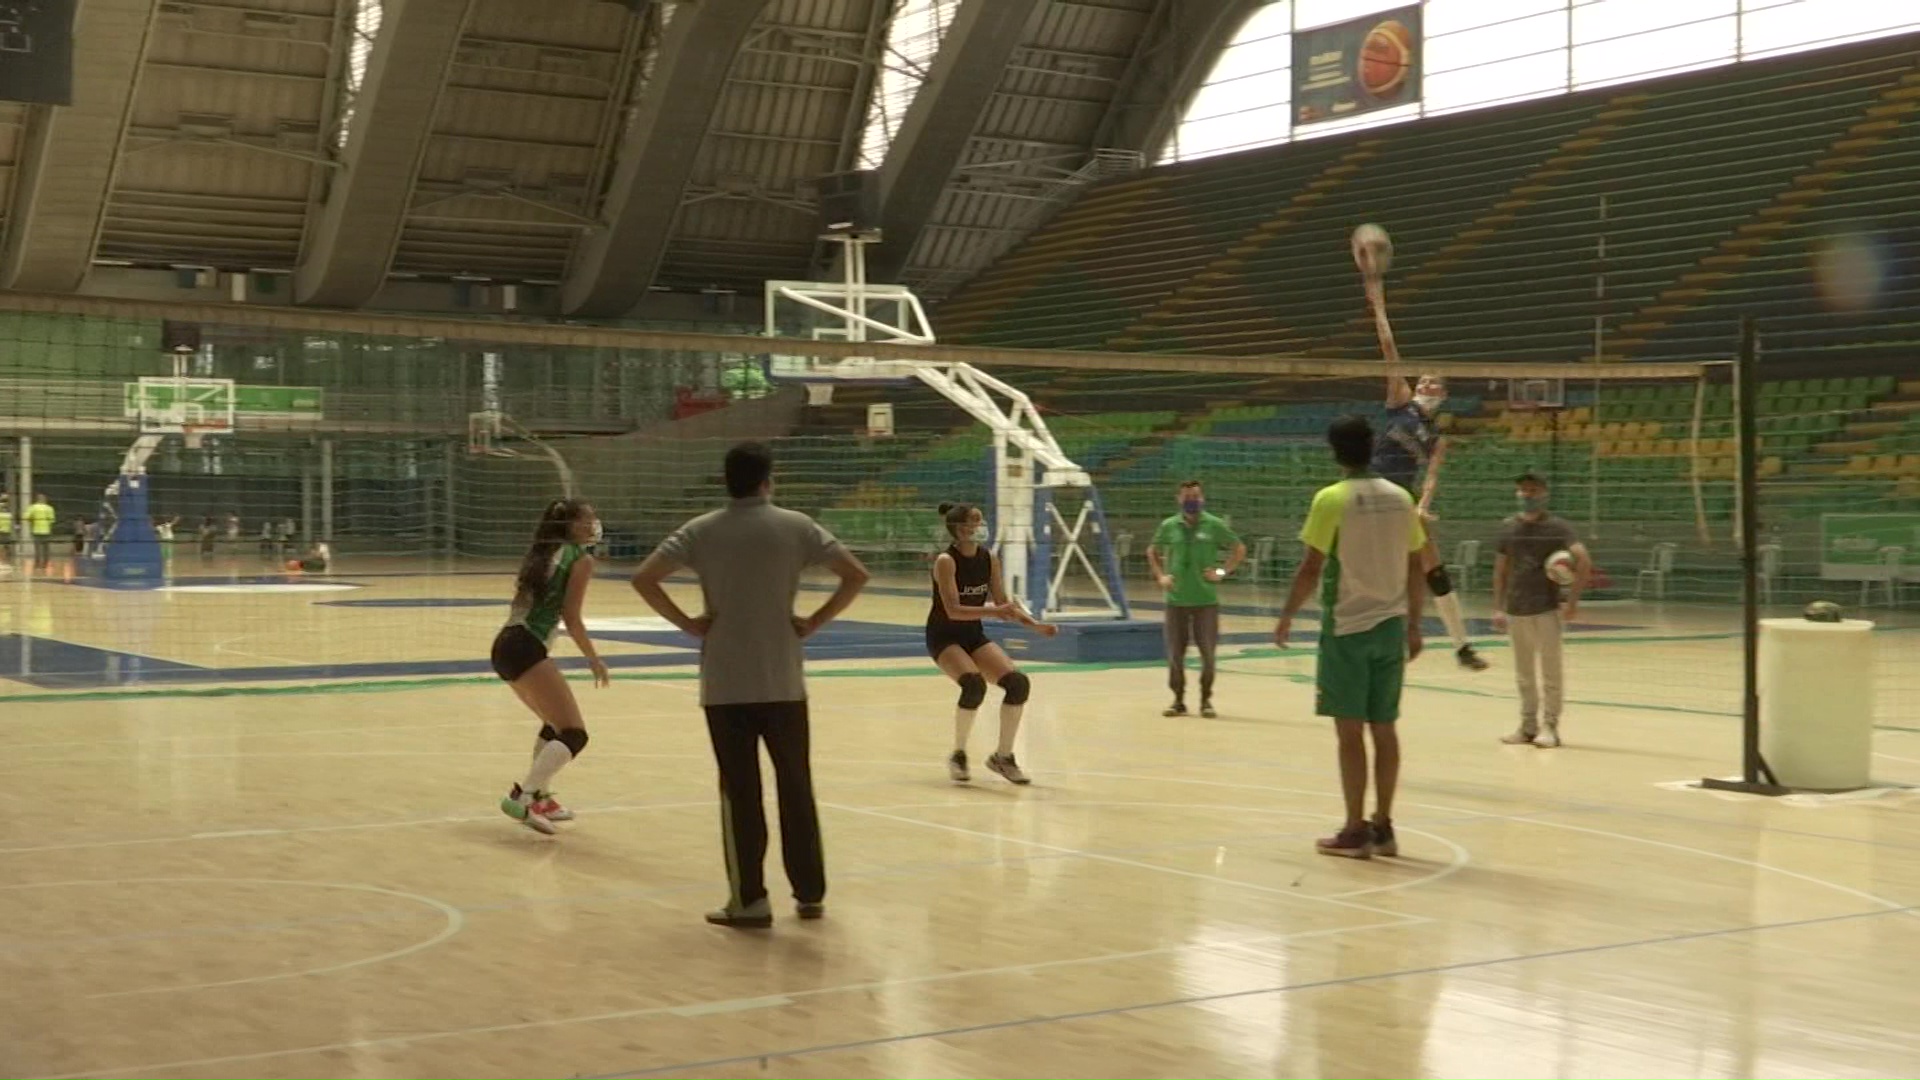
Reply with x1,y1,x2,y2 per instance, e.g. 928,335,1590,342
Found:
1491,472,1590,750
199,517,218,560
0,494,13,572
1147,479,1245,719
25,493,56,572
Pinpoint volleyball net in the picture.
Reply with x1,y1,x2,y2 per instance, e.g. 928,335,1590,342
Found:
0,295,1912,713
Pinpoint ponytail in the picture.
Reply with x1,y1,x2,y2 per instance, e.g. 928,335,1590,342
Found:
514,498,590,604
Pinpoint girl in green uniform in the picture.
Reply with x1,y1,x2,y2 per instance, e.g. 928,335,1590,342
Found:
491,498,609,834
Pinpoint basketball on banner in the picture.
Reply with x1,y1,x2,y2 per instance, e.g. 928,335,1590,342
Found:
1292,4,1422,127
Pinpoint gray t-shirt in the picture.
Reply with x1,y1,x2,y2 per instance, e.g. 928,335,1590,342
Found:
653,496,845,706
1496,513,1579,617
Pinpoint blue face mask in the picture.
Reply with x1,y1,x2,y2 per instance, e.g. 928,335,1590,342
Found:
1182,498,1203,516
1518,494,1549,514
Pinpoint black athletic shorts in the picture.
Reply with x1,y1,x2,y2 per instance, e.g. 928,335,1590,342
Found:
925,621,991,661
490,624,549,683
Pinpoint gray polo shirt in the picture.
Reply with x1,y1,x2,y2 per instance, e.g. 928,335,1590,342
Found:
1495,512,1579,617
653,495,845,707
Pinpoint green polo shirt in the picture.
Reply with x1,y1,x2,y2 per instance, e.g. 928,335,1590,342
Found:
1152,511,1241,608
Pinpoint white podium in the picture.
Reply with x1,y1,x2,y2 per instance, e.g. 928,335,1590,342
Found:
1758,618,1876,791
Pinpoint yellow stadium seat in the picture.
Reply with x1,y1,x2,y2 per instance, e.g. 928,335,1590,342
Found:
1897,454,1920,477
1871,454,1900,476
1762,456,1783,477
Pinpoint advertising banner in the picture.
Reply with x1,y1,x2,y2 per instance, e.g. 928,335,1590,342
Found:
1292,4,1422,127
1819,514,1920,581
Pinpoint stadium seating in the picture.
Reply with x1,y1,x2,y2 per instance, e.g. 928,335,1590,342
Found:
938,36,1920,370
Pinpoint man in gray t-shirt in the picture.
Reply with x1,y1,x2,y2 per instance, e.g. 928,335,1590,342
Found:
633,442,870,928
1492,472,1588,749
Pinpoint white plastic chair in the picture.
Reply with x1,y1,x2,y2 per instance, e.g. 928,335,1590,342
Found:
1445,539,1481,594
1860,545,1905,607
1250,535,1278,582
1635,541,1678,601
1757,542,1782,605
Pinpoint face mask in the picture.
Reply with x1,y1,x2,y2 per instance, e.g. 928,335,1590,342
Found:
971,525,990,543
1181,498,1203,516
1414,393,1444,413
1518,495,1548,514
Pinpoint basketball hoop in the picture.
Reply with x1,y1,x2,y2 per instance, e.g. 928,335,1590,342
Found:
1508,377,1566,412
805,383,834,406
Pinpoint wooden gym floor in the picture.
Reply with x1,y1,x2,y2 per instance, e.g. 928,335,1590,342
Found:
2,556,1917,1078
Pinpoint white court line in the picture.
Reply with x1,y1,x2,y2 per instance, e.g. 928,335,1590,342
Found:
0,877,465,998
0,798,718,856
1519,817,1920,919
824,802,1432,922
210,633,309,668
43,920,1412,1080
858,799,1474,901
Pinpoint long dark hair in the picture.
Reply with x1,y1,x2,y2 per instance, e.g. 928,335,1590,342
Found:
515,498,592,603
937,501,978,543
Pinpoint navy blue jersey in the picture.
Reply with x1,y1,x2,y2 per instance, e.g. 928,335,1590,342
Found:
1372,402,1438,490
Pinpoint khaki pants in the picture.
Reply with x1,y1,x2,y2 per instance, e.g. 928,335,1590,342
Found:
1509,610,1564,727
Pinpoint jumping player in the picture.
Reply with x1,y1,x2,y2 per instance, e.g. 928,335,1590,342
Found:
1378,371,1487,671
926,502,1056,785
490,498,610,834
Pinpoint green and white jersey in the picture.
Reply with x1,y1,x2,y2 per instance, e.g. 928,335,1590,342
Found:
508,543,585,643
1299,475,1426,637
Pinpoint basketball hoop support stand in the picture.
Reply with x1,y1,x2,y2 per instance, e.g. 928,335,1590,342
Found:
764,235,1128,621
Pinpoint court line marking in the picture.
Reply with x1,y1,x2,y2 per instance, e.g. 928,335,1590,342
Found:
0,802,1487,961
0,877,465,998
1061,772,1920,915
597,904,1918,1079
41,919,1415,1080
824,802,1430,922
210,633,309,668
861,799,1473,900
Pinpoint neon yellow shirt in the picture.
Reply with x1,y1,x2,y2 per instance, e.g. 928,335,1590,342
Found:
1300,475,1426,637
25,501,56,536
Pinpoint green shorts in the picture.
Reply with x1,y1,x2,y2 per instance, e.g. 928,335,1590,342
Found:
1315,616,1407,724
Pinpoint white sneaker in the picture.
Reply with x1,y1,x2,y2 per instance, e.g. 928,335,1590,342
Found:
987,752,1031,785
1534,725,1562,749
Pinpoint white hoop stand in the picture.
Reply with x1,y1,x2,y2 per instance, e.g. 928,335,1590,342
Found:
764,235,1128,620
467,408,577,499
119,351,235,479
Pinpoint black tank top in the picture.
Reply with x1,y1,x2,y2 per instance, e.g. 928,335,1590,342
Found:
929,543,993,631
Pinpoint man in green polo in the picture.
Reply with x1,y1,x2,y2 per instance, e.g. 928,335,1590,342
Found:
1147,479,1245,718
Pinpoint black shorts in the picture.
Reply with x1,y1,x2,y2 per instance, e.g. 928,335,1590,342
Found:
490,625,549,683
926,621,991,661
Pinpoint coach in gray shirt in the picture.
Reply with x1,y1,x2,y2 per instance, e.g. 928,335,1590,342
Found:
632,441,870,928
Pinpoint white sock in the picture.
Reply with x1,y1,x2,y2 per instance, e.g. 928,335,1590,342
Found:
997,704,1024,755
953,707,978,753
522,739,573,795
1436,592,1471,651
531,732,550,765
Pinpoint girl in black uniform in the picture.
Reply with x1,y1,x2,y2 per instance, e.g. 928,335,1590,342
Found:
927,502,1055,785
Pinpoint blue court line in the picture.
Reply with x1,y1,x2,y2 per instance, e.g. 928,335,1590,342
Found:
0,621,931,690
593,904,1915,1079
317,598,505,609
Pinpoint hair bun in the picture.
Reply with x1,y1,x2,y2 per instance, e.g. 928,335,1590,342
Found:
937,502,955,515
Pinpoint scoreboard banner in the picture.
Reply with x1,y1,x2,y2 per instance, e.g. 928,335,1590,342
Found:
0,1,74,106
1292,4,1422,128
